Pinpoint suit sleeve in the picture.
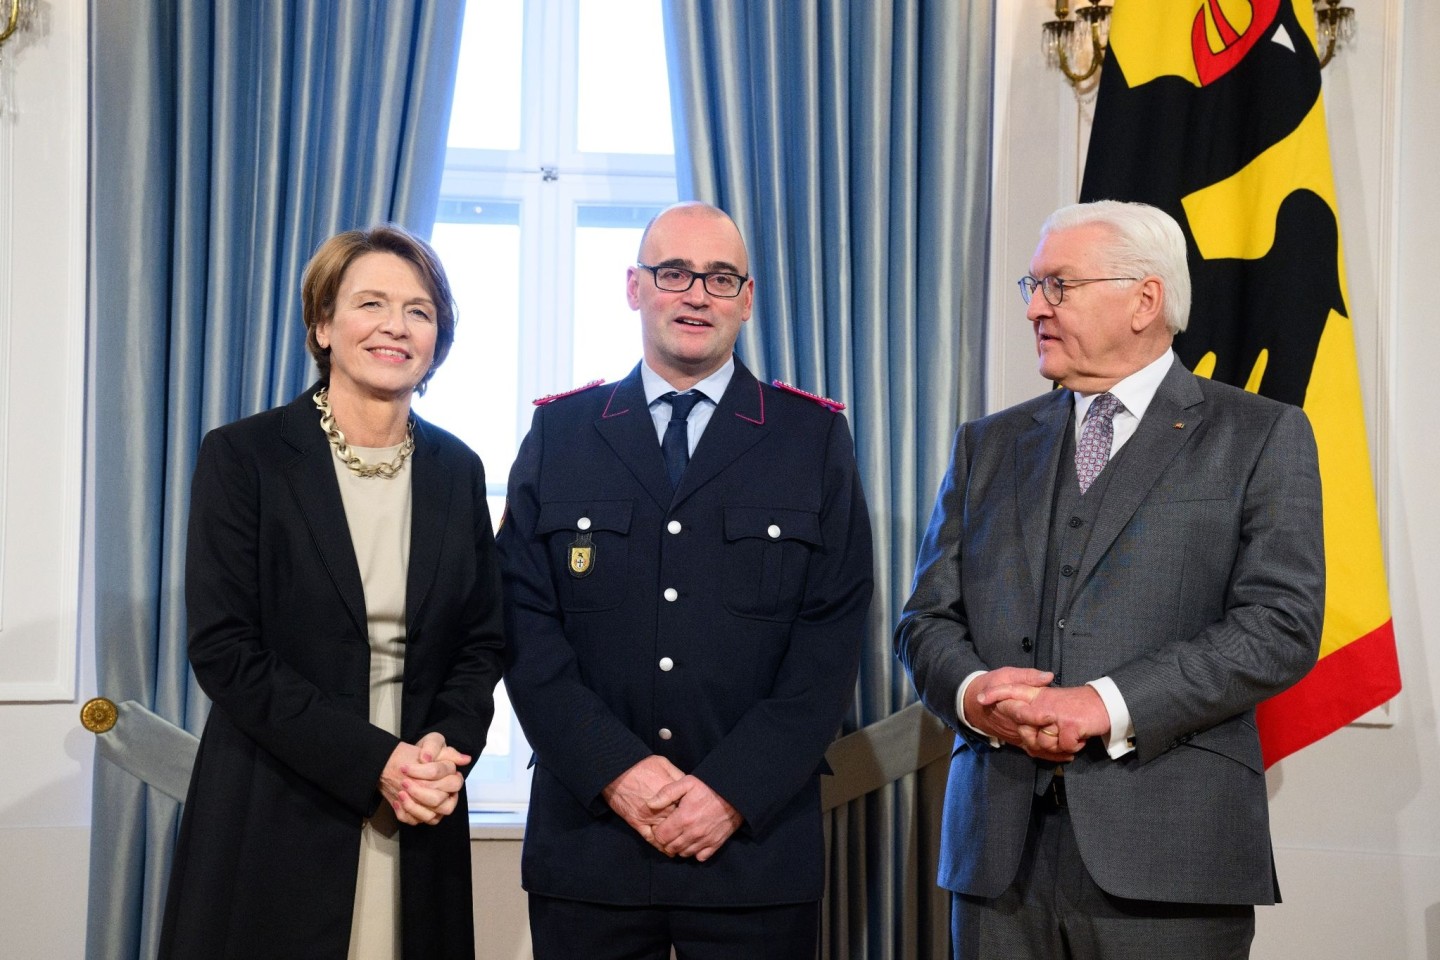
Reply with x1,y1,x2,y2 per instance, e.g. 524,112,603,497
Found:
688,412,874,834
1108,403,1325,762
185,428,399,819
894,423,994,742
497,408,654,812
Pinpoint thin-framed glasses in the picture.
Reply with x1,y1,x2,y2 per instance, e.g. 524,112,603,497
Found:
638,263,749,298
1017,274,1139,306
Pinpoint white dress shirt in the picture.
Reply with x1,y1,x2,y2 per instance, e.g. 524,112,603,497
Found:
641,356,735,452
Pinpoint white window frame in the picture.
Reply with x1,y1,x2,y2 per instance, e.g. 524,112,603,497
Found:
433,0,677,808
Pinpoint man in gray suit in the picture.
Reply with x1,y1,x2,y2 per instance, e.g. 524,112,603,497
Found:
896,200,1324,959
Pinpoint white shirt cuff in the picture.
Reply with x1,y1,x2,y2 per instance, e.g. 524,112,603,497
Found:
957,670,1000,748
1086,676,1136,758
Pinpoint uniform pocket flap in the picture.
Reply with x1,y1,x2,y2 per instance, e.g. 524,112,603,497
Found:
536,500,633,536
723,506,822,545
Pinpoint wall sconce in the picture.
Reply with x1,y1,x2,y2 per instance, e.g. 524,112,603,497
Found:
0,0,20,51
1314,0,1356,68
1042,0,1354,90
1042,0,1112,88
0,0,38,118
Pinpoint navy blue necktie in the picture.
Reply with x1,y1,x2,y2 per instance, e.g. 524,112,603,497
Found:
662,391,704,489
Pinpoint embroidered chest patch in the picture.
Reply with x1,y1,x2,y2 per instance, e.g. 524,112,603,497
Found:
568,533,596,577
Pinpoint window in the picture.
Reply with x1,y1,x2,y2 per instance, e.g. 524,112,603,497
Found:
415,0,679,808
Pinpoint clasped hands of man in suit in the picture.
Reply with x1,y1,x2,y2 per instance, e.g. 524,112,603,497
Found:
963,667,1112,763
601,755,744,861
378,730,472,826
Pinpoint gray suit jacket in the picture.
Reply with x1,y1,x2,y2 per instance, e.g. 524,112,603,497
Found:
895,360,1324,905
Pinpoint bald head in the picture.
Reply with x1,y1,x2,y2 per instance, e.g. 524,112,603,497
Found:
626,201,754,390
637,202,749,276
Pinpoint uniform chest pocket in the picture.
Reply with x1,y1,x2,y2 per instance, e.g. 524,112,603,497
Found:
537,500,632,612
722,507,822,621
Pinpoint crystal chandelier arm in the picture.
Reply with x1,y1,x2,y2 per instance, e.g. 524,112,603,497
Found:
0,0,20,47
1057,22,1105,84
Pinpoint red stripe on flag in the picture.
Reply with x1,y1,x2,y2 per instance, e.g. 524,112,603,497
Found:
1257,620,1402,767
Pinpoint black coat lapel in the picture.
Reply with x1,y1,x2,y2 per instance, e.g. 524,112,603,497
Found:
405,417,451,638
279,387,368,640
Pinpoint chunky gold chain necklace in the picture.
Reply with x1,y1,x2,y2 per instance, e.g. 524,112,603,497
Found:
313,387,415,479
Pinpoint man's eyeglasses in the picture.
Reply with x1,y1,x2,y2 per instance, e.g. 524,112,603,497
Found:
1017,275,1139,306
638,263,749,299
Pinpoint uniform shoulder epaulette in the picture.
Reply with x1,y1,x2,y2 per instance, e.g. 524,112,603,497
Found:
533,379,606,406
770,379,846,412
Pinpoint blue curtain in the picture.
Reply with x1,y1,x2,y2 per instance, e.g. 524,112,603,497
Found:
85,2,464,957
663,2,993,956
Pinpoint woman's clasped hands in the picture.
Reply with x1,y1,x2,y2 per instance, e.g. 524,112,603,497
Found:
379,730,471,826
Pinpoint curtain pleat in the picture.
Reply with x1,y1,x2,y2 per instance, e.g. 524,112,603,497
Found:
85,3,465,957
663,2,993,956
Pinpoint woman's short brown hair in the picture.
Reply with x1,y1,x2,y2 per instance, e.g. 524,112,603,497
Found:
301,223,457,394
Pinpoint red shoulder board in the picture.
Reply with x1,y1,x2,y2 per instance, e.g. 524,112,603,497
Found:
771,380,846,412
533,379,606,406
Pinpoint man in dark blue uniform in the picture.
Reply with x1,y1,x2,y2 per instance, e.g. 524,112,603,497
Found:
497,201,874,959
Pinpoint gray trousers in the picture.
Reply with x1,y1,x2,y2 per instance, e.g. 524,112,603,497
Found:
952,797,1255,960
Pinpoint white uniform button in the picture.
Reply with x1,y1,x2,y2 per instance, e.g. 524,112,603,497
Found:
767,524,781,539
658,727,673,740
667,520,682,535
663,587,679,602
659,657,674,672
577,516,592,531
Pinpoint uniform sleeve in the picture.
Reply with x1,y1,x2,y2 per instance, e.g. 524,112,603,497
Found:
688,412,875,833
185,429,398,819
497,409,653,811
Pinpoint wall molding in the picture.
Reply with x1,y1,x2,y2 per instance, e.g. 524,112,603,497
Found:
0,0,85,702
0,52,12,638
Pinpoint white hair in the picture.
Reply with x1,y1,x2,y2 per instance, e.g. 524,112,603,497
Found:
1041,201,1192,334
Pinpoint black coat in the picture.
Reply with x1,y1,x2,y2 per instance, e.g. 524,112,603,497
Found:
498,360,874,907
159,387,505,960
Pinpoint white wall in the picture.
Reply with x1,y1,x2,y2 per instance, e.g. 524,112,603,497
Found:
472,828,528,959
0,0,91,957
992,2,1440,957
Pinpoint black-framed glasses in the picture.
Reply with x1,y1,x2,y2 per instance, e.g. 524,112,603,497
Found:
1018,274,1139,306
638,263,749,299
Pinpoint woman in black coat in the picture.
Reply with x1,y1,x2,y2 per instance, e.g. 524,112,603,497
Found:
159,224,504,959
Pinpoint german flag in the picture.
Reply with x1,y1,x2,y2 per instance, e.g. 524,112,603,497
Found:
1080,0,1400,766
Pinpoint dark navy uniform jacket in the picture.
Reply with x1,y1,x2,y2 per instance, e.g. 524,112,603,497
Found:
497,358,873,907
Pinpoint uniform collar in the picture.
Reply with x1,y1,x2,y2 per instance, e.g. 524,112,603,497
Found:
641,356,736,407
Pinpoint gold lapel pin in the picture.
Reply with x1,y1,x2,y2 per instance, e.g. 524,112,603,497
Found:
1174,422,1185,429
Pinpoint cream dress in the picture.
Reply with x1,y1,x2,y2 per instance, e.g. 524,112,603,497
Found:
333,442,411,960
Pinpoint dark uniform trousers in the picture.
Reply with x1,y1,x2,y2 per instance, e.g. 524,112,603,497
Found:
529,894,820,960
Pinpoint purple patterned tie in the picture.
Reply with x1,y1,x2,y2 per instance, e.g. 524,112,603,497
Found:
1075,393,1122,494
